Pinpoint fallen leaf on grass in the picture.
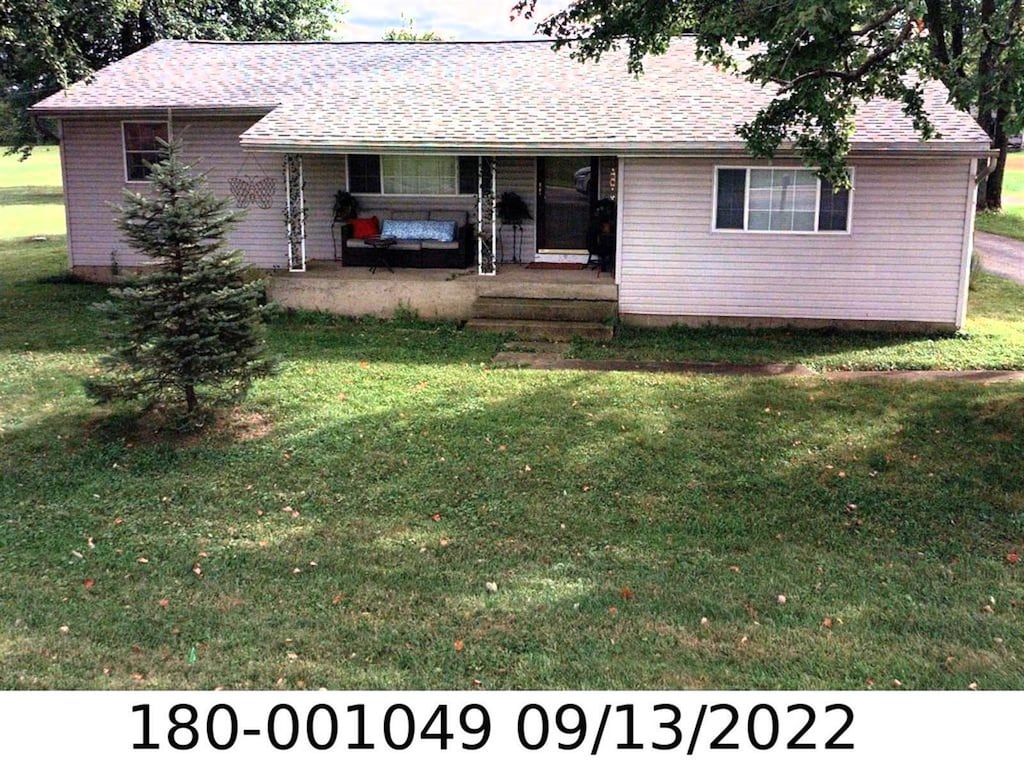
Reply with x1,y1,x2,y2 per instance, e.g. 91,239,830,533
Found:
1008,553,1020,564
822,617,833,629
331,594,344,605
431,513,442,522
485,581,498,593
454,640,464,652
158,598,170,609
137,557,149,564
82,578,95,589
620,586,634,600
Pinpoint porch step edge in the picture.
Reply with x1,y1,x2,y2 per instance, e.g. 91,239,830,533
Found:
476,282,617,301
472,297,618,323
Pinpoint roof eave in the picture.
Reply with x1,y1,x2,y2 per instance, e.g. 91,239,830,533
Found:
29,103,278,118
237,136,993,158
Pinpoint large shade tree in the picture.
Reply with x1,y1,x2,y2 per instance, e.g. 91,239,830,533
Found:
514,0,1023,209
0,0,343,152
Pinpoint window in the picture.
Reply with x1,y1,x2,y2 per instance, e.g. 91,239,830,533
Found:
123,122,169,181
714,167,851,233
382,155,457,195
347,154,382,194
347,155,480,195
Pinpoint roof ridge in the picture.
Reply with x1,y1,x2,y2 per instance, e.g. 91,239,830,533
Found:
180,38,564,46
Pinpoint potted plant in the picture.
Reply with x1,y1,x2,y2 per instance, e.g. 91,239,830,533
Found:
496,191,531,224
333,190,359,222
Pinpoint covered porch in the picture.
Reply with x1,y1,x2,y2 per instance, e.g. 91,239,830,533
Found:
256,151,619,277
267,260,617,321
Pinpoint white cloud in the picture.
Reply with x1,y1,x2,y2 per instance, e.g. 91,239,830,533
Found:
337,0,565,41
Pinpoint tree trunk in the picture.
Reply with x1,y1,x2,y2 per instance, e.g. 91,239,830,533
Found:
985,145,1008,211
185,384,198,413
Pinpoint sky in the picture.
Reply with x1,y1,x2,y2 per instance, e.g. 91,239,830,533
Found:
336,0,565,41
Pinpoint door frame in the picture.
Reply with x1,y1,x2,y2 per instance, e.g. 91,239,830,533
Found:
536,156,599,254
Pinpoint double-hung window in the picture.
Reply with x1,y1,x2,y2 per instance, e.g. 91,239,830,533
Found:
348,154,480,195
714,167,851,233
123,122,169,182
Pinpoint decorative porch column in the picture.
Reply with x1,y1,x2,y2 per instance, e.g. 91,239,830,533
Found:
284,154,306,272
477,156,497,276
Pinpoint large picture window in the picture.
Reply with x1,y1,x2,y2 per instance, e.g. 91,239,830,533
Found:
714,167,851,233
123,121,169,182
347,155,479,195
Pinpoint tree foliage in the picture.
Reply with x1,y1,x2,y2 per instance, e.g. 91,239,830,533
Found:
0,0,344,153
515,0,1023,207
86,141,276,420
383,14,444,41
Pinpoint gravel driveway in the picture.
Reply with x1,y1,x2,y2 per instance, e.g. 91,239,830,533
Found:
975,231,1024,285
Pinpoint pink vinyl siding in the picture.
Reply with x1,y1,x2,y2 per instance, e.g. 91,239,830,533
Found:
617,156,974,325
61,116,286,268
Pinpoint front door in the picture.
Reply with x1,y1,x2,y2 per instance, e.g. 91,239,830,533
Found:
536,156,597,253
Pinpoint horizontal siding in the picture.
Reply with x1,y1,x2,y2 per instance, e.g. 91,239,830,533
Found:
62,117,287,268
618,157,971,323
62,130,544,271
496,156,537,262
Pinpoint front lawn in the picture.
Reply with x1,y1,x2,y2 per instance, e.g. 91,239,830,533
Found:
1,239,1023,690
0,146,65,239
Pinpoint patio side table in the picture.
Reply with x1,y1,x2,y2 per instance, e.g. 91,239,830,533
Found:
363,237,397,274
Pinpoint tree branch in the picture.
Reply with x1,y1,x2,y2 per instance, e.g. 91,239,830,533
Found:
982,0,1022,47
775,20,916,92
851,5,903,38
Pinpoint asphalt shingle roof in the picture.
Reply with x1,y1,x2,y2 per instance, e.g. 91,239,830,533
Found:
33,38,990,153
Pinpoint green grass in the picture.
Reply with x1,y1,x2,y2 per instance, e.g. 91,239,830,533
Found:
0,146,65,239
570,271,1024,371
977,209,1024,240
1,240,1023,690
977,153,1024,240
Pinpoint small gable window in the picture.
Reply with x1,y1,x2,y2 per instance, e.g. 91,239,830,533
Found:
714,167,852,233
123,122,169,182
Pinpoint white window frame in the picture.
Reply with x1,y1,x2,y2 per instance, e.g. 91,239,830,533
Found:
711,165,854,235
347,154,473,197
121,120,171,184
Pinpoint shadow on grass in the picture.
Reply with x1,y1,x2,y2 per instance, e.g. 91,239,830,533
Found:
574,323,958,366
2,368,1022,688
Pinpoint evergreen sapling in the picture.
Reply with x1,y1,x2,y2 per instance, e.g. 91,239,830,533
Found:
86,140,276,419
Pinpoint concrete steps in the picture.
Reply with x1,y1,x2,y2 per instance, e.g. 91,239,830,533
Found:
473,296,617,323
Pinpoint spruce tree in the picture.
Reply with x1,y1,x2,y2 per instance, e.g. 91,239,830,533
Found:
86,141,275,419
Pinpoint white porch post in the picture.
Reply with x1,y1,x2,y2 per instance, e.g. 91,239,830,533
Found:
285,154,306,272
477,156,497,276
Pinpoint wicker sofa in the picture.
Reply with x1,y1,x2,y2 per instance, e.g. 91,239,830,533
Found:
340,209,473,269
